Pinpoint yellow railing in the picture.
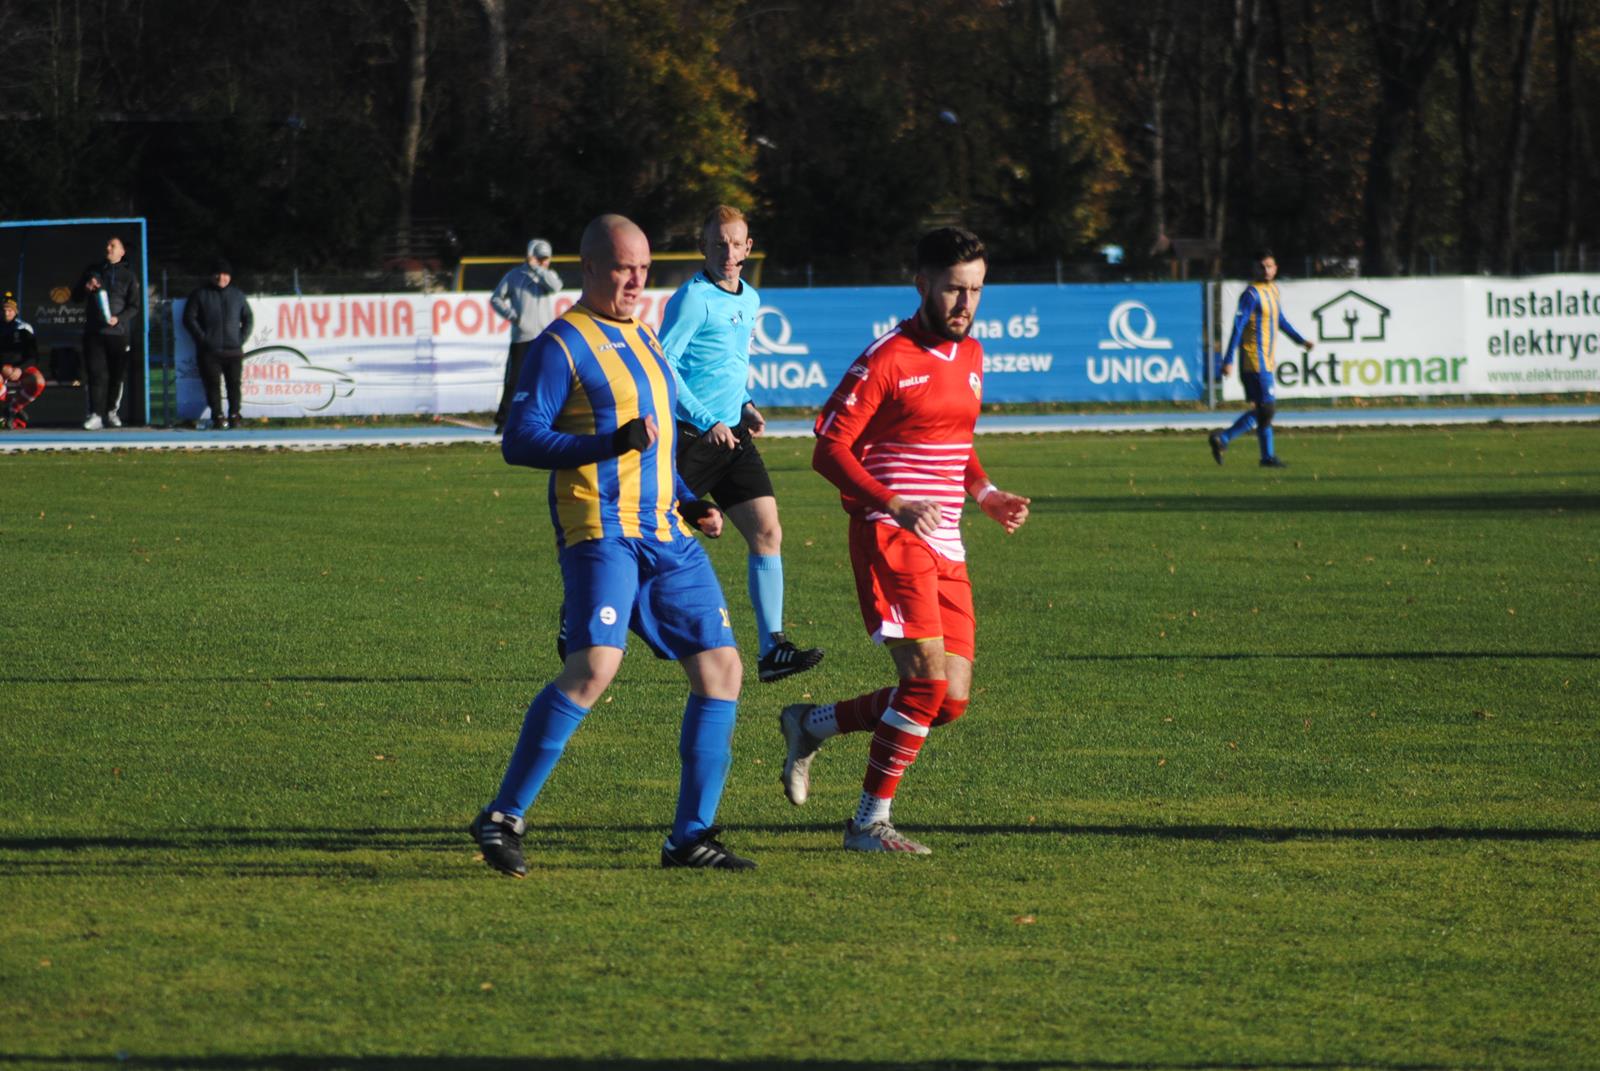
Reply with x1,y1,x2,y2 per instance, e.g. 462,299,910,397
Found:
454,252,764,292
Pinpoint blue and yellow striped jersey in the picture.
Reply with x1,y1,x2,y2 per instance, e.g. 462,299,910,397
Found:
503,303,697,548
1224,281,1308,374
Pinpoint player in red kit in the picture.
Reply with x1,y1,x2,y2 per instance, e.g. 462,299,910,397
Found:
779,227,1030,854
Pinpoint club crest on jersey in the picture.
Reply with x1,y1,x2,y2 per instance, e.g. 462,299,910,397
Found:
969,371,982,398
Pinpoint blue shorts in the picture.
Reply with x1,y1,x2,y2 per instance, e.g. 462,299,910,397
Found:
559,536,735,660
1241,370,1275,405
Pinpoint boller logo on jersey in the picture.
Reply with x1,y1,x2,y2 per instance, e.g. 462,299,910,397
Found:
969,371,982,399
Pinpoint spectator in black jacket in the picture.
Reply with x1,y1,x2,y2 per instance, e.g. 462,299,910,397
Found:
73,235,141,429
183,259,254,430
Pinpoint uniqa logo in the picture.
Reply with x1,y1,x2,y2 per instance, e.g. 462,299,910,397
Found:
1097,301,1172,350
751,305,809,356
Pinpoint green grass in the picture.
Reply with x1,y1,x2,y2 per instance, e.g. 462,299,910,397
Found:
1,424,1597,1070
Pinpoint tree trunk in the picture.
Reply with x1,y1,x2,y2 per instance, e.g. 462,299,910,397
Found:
397,0,428,249
1552,0,1582,264
478,0,508,131
1231,0,1261,251
1147,15,1175,255
1492,0,1543,273
1454,4,1484,273
1361,0,1468,276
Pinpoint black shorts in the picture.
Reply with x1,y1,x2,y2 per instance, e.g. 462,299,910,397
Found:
676,422,776,509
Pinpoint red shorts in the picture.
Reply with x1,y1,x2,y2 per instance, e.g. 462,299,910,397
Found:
847,517,975,660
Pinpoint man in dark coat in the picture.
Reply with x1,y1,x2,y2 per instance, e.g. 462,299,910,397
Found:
183,259,255,429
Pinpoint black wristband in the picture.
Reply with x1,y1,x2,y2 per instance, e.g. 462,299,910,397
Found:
612,417,650,454
679,499,717,526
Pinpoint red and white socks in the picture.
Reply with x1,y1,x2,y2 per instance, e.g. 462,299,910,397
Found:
857,677,946,824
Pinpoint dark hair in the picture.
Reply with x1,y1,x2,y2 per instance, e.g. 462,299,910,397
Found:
916,227,986,272
1253,248,1276,262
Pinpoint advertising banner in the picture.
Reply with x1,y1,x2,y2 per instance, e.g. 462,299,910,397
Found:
748,283,1207,406
176,282,1209,419
1219,275,1600,400
1470,275,1600,394
175,290,698,420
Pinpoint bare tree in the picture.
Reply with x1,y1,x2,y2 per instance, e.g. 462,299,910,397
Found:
479,0,509,131
1492,0,1544,272
397,0,429,248
1550,0,1586,265
1361,0,1470,276
1454,2,1485,273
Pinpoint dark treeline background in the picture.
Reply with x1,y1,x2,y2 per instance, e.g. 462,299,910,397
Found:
1,0,1595,283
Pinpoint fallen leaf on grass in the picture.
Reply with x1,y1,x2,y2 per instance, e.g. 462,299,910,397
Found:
1013,915,1036,925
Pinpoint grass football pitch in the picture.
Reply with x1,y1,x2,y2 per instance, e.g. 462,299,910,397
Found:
1,423,1596,1070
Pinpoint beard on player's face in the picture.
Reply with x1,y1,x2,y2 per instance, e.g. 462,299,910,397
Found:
921,291,973,342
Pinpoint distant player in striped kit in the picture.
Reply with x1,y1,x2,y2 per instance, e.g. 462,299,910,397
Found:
778,227,1031,854
1209,250,1314,469
469,214,755,876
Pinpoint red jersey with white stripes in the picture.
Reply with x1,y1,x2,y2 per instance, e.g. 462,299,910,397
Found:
813,317,989,562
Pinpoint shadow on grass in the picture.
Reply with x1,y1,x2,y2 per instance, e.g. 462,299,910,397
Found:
1038,491,1600,514
0,1054,1473,1070
4,647,1596,687
1,819,1595,880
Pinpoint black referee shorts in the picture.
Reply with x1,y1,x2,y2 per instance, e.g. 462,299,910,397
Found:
676,421,776,509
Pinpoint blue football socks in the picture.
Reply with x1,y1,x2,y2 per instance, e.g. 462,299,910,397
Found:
491,683,589,818
1221,411,1257,445
748,554,785,655
669,694,738,848
1259,424,1276,460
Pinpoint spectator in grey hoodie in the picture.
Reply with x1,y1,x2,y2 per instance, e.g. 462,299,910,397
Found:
183,259,254,430
489,238,563,433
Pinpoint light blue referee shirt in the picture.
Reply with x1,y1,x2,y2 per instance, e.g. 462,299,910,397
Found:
658,272,760,431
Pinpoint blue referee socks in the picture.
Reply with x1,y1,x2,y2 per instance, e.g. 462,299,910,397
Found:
749,555,785,656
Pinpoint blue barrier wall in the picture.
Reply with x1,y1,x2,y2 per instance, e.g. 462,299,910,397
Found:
745,282,1206,407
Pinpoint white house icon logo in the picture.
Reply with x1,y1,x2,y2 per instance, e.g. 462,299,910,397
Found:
1098,300,1172,350
1312,290,1390,343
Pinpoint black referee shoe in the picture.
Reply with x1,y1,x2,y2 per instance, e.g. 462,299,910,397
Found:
661,826,757,870
469,809,528,878
757,633,824,683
